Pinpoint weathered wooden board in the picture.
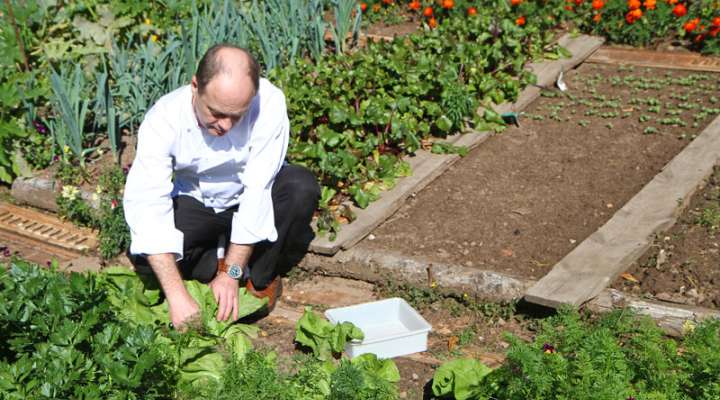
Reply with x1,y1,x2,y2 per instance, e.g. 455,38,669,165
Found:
588,289,720,337
525,115,720,309
309,34,605,255
587,46,720,73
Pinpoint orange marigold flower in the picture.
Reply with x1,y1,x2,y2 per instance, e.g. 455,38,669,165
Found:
672,3,687,17
423,6,433,16
467,6,478,15
593,13,602,22
710,26,720,37
511,0,522,5
516,15,526,26
441,0,454,9
684,17,699,32
592,0,604,10
694,33,705,43
625,11,637,23
627,0,641,10
574,0,582,5
360,2,367,12
666,0,677,3
372,3,382,12
565,5,574,11
630,8,642,18
428,17,438,28
713,17,720,27
382,0,393,4
409,0,421,10
643,0,656,9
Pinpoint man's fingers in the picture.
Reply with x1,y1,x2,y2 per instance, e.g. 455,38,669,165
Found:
210,281,220,304
217,292,228,321
231,295,239,321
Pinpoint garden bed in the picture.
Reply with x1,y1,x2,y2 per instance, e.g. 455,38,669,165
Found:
358,63,720,281
612,165,720,309
250,274,531,399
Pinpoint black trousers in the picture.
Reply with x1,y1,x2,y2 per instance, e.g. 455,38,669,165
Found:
129,164,320,289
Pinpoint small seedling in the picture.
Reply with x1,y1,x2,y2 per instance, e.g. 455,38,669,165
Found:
643,126,659,135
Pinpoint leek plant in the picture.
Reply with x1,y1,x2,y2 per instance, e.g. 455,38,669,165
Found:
241,0,327,71
331,0,362,54
94,65,119,163
48,65,96,166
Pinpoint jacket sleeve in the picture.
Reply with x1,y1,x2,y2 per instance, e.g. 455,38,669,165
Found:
229,88,289,245
123,106,184,259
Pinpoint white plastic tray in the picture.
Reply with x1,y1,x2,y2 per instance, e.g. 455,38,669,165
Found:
325,297,432,359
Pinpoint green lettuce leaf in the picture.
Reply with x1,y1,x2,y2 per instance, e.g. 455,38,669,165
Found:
431,358,492,400
351,353,400,383
295,307,364,360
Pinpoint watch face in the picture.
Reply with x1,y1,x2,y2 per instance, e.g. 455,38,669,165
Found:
228,265,243,280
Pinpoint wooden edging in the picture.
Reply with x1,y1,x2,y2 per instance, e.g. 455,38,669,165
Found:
586,46,720,73
299,248,719,337
525,114,720,309
309,33,606,255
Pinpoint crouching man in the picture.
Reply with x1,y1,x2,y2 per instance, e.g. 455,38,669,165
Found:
123,44,319,329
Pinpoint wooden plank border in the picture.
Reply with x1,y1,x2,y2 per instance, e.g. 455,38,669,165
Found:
525,115,720,309
586,46,720,73
309,34,606,255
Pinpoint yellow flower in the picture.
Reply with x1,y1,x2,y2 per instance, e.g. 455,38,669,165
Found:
430,281,437,288
144,18,151,25
61,185,79,201
63,145,70,154
682,320,696,335
151,34,158,42
463,293,469,300
95,185,103,194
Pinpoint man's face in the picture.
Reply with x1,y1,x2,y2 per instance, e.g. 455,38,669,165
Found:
191,75,254,137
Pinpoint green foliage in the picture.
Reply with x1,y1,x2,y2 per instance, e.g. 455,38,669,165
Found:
331,0,362,54
696,205,720,233
48,64,96,166
295,307,365,360
329,357,399,400
0,260,176,399
55,165,131,259
430,307,720,400
432,358,493,400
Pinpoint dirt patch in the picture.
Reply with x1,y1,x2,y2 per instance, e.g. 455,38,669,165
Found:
612,166,720,309
359,63,720,280
366,20,419,38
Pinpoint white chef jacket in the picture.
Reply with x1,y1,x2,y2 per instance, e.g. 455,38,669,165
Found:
123,78,289,259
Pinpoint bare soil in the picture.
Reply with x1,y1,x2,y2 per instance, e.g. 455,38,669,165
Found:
612,166,720,309
360,63,720,280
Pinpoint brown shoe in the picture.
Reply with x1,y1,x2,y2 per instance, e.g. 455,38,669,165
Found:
246,275,283,313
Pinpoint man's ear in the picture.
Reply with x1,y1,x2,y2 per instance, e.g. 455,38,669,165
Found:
191,75,198,93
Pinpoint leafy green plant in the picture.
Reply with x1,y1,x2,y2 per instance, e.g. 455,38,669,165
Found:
295,307,364,361
432,307,720,400
432,358,492,400
47,64,96,166
0,260,177,399
331,0,362,54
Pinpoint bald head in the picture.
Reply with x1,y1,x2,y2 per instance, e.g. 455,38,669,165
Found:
195,44,260,96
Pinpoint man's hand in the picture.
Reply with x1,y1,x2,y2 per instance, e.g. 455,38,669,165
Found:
146,253,201,330
209,272,240,321
168,292,201,330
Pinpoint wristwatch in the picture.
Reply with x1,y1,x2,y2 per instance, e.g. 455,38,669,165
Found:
218,260,246,280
